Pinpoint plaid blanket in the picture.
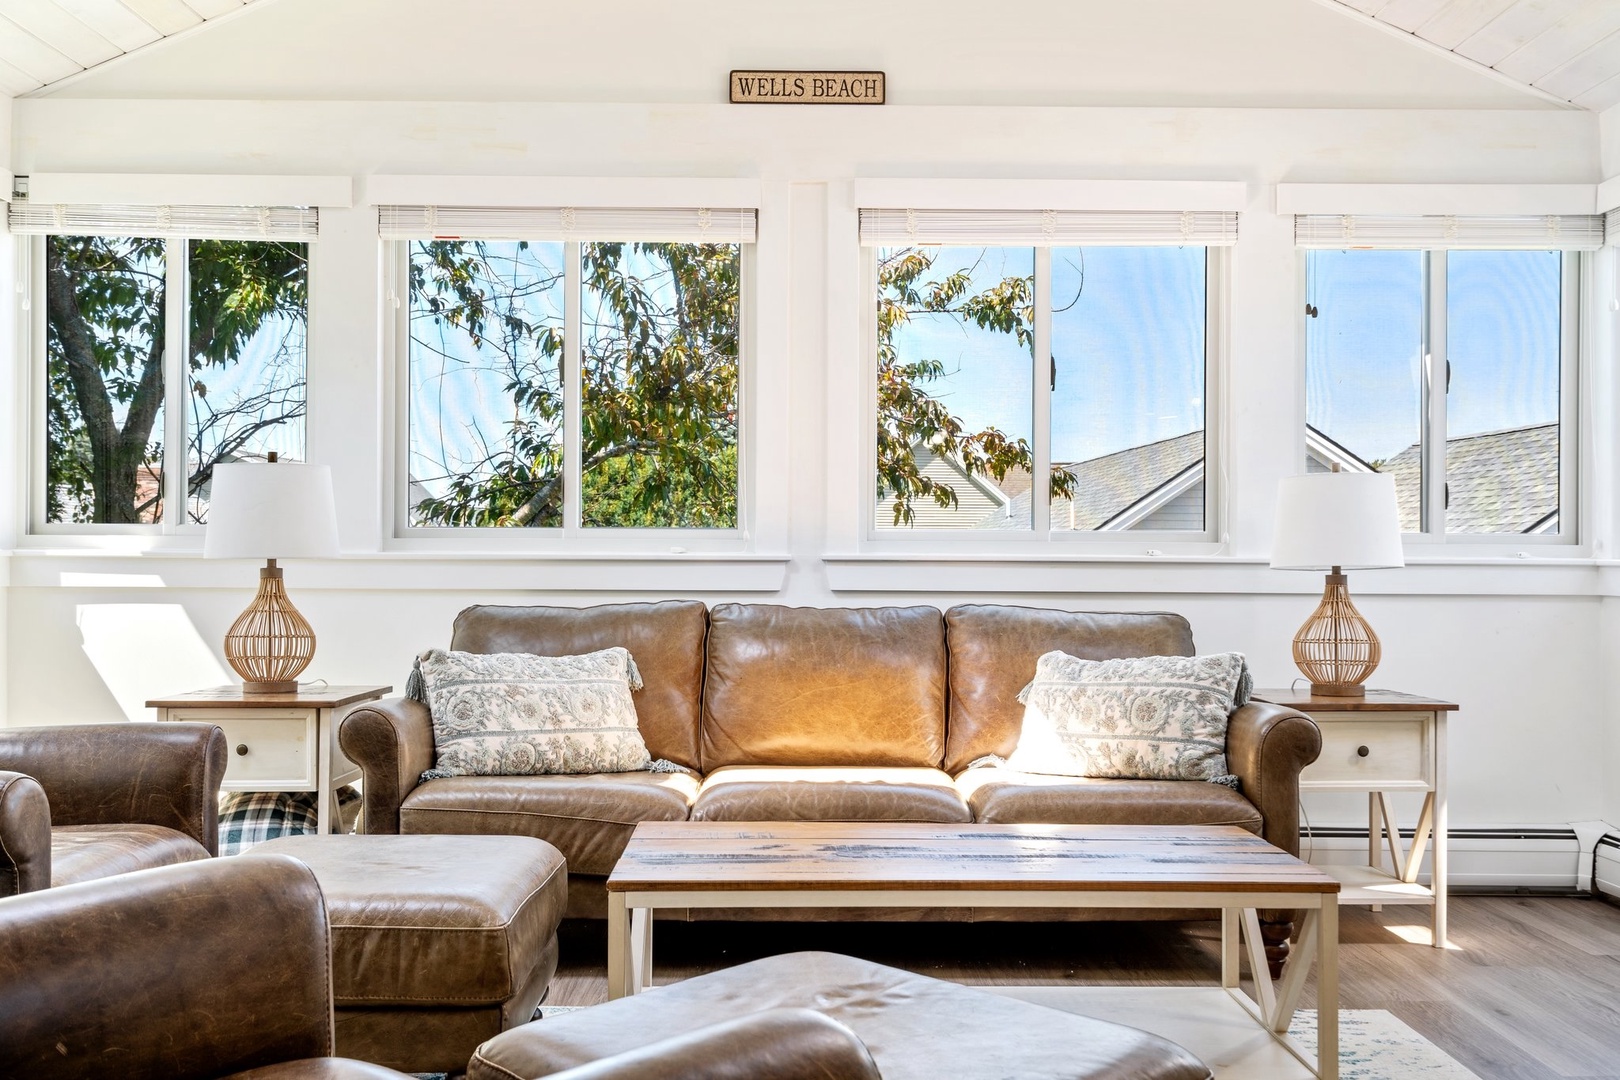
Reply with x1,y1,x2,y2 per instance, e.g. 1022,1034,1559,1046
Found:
218,785,361,856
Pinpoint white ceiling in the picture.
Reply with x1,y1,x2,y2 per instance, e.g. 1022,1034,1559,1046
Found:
0,0,262,96
1327,0,1620,110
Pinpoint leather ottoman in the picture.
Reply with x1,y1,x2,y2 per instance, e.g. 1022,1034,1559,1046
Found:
468,951,1211,1080
254,833,566,1074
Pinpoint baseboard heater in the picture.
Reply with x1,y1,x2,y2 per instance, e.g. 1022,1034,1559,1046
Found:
1300,825,1586,893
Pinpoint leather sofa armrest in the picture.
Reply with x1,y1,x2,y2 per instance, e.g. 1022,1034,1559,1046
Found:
483,1009,882,1080
0,724,228,855
0,771,52,897
1226,701,1322,857
340,696,436,835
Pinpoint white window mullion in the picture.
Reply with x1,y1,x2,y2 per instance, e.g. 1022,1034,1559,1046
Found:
162,241,188,529
1032,248,1052,536
563,241,583,535
1559,251,1581,541
27,238,47,532
1424,251,1448,537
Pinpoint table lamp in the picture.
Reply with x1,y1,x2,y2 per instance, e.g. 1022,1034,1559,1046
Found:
203,454,339,693
1270,465,1404,697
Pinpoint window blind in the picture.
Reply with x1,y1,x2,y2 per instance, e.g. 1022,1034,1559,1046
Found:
1607,208,1620,247
857,208,1239,247
7,202,318,241
1294,213,1603,251
377,206,758,243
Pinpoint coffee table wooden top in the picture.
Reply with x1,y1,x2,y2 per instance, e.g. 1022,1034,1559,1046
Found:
608,822,1339,895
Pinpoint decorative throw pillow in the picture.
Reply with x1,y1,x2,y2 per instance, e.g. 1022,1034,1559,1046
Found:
1006,651,1250,786
411,647,653,779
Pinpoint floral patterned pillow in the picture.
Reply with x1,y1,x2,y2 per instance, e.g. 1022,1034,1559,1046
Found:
1005,651,1250,786
410,647,653,779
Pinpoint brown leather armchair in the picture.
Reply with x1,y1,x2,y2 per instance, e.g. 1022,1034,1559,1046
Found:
0,722,228,895
0,855,413,1079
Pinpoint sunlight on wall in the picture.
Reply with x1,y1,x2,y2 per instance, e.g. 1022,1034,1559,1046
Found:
76,604,228,721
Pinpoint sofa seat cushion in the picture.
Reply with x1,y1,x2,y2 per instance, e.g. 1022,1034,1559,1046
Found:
49,823,209,887
253,834,566,1007
691,767,972,823
468,951,1211,1080
229,1060,417,1080
398,771,699,876
957,769,1263,831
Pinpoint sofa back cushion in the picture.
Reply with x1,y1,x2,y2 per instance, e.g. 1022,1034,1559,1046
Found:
942,605,1196,773
450,601,708,771
702,604,947,769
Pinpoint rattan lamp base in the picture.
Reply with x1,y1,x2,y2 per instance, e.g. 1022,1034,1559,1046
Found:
1291,568,1381,698
224,560,316,695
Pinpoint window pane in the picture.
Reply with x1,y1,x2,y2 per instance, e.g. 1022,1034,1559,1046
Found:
186,240,308,523
580,242,740,528
1446,250,1561,535
407,240,566,527
1050,246,1205,532
875,245,1034,530
1305,250,1424,532
44,236,167,524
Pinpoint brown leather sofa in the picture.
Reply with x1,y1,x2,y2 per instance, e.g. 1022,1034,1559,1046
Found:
343,602,1321,964
0,855,413,1079
0,721,228,895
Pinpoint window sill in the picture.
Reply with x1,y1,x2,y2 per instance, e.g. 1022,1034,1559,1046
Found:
5,549,792,593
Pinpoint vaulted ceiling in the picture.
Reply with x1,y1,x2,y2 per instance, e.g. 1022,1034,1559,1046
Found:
0,0,262,96
0,0,1616,109
1325,0,1620,109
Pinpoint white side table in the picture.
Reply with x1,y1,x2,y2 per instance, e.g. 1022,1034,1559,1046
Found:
147,684,391,837
1256,687,1458,948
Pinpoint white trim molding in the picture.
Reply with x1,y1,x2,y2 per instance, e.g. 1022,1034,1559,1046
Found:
1276,183,1598,217
849,178,1248,212
23,173,354,208
1599,176,1620,215
363,175,763,209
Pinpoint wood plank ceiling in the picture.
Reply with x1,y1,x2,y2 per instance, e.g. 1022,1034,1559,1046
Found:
0,0,261,96
1328,0,1620,109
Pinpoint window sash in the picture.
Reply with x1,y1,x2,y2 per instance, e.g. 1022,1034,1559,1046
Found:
8,202,318,241
391,239,752,542
859,208,1238,247
377,205,757,244
864,244,1218,543
1294,213,1603,251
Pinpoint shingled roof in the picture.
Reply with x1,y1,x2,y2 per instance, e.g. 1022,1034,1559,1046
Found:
1379,423,1559,535
980,430,1205,531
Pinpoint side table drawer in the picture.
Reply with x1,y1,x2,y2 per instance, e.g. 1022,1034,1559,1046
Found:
171,709,317,789
1300,712,1432,789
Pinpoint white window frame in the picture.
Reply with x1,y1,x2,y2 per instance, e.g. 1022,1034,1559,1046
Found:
857,239,1226,552
24,235,314,539
384,237,758,553
1300,248,1582,550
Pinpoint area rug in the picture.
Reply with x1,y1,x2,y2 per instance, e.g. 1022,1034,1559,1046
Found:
420,1002,1477,1080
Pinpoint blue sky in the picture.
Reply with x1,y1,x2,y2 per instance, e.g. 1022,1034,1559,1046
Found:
887,244,1560,470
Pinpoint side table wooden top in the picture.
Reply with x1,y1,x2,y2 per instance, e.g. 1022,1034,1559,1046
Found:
145,684,392,709
608,821,1339,895
1254,688,1459,712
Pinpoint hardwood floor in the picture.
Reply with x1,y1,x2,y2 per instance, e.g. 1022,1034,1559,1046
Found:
547,896,1620,1079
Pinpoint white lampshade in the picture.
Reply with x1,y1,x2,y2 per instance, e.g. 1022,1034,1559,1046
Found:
204,462,340,560
1271,472,1404,571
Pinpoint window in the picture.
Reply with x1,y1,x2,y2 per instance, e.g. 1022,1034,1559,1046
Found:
387,206,753,533
13,203,315,529
863,209,1231,538
1301,215,1589,539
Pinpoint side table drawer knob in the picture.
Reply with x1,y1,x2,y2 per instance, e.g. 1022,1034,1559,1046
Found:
236,743,250,756
1357,745,1369,758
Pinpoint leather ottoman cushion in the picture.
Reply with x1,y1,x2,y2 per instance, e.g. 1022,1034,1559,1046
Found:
691,767,971,823
957,769,1264,831
49,824,209,887
468,951,1211,1080
252,834,566,1006
398,771,698,876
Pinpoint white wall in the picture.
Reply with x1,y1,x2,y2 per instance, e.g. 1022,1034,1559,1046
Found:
2,2,1614,856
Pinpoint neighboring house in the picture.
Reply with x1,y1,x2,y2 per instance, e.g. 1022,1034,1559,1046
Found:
875,445,1013,528
1379,422,1558,535
984,431,1207,531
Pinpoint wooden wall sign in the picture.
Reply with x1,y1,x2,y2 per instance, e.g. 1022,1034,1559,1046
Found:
729,70,885,105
